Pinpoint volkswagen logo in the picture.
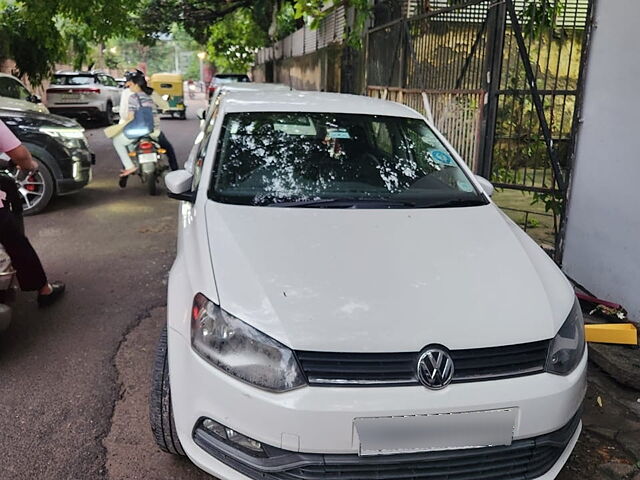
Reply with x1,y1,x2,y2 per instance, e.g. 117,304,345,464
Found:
417,347,455,390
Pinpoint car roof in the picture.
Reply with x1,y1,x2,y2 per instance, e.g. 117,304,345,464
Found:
219,90,423,118
218,83,292,93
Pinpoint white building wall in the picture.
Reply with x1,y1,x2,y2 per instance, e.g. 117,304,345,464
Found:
563,0,640,319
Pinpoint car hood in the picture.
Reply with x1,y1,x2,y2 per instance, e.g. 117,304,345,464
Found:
205,202,574,352
0,108,80,129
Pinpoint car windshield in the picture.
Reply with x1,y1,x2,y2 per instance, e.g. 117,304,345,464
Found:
210,112,487,208
52,75,95,86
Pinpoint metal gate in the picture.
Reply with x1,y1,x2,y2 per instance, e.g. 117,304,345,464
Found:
366,0,594,253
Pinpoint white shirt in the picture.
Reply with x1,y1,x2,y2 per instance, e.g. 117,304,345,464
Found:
118,88,133,124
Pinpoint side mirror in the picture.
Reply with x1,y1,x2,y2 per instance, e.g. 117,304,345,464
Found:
196,108,206,121
165,170,195,202
29,94,42,104
475,175,494,197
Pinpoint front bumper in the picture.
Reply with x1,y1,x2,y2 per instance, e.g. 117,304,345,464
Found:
168,328,587,480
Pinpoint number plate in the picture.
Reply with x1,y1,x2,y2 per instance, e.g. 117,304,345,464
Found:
138,153,158,164
354,408,517,456
62,94,80,101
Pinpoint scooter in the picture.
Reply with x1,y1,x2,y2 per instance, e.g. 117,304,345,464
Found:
0,170,23,332
120,137,169,196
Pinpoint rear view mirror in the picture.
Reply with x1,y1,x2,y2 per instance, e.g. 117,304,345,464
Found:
166,169,195,202
196,108,206,121
475,175,494,197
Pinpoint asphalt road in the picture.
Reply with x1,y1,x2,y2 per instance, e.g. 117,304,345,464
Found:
0,95,210,480
0,93,632,480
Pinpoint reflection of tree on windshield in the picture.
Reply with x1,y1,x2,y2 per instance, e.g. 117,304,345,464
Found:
212,113,479,206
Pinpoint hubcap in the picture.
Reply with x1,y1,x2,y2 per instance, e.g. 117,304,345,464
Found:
5,169,46,211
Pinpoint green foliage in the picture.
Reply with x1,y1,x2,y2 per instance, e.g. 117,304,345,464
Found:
521,0,564,39
293,0,371,47
0,0,137,85
206,8,268,73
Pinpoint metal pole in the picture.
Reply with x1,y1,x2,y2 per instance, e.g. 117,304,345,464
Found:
505,0,567,193
477,0,507,177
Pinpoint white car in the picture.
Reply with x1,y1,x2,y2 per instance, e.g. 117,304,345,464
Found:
154,90,587,480
0,73,49,114
45,71,121,124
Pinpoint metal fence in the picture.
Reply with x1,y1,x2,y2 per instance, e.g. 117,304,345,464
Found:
255,6,346,64
366,0,593,250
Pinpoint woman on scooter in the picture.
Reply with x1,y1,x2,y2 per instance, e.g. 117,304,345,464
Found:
112,72,160,180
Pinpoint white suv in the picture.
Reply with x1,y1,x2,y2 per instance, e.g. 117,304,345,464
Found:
46,71,121,124
154,90,587,480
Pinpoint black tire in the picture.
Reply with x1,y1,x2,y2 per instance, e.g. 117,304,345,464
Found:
147,171,158,196
103,101,114,125
18,158,54,216
179,110,186,120
149,326,186,456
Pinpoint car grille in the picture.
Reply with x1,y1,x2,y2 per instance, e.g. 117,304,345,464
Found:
295,340,551,386
193,409,581,480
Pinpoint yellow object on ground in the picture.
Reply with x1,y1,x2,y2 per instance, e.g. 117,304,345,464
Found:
585,323,638,345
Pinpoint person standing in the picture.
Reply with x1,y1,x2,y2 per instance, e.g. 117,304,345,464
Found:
0,120,65,307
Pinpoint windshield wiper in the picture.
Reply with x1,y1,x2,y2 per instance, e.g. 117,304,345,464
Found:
419,198,488,208
266,197,417,208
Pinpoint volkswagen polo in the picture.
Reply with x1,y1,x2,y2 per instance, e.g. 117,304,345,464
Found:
152,90,587,480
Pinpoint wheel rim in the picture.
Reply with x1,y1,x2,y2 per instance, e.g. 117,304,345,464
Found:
11,170,46,211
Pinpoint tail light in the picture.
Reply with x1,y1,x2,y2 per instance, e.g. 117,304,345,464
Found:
138,141,154,152
47,88,100,94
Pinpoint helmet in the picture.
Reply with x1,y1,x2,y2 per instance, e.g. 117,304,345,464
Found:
124,69,145,82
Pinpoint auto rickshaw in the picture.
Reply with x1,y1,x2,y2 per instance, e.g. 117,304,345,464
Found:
149,73,186,119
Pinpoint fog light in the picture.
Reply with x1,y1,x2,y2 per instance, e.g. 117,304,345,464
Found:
200,417,264,455
202,418,227,438
225,428,263,453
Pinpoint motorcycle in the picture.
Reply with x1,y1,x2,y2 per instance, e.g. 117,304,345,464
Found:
120,137,169,196
0,170,23,332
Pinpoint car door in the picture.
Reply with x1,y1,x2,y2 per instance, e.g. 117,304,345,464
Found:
103,75,121,108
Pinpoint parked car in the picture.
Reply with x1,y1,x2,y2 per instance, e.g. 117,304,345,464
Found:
0,73,49,114
207,73,250,100
0,108,93,215
45,71,121,124
153,90,587,480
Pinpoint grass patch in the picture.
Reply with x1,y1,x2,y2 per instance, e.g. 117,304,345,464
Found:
493,189,556,246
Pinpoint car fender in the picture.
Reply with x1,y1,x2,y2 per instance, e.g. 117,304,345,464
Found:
22,142,61,181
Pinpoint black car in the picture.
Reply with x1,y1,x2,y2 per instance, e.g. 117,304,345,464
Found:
0,108,93,215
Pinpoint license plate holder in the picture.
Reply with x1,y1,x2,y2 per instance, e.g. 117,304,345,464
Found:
354,408,517,456
138,153,157,164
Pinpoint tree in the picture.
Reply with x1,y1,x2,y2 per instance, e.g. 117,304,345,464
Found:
0,0,137,84
206,8,269,73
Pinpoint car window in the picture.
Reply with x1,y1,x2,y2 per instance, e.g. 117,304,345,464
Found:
0,77,31,100
210,112,483,207
51,75,96,86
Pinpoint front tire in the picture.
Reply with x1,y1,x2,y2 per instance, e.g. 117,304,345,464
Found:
103,101,114,125
149,326,185,456
13,159,54,216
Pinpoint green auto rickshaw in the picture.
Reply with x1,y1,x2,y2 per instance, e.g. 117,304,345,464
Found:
149,73,186,119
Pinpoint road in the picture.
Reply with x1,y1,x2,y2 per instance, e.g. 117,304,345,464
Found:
0,94,634,480
0,95,210,480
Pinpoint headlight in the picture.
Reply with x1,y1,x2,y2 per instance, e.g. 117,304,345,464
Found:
546,298,586,375
191,293,306,392
39,127,87,151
